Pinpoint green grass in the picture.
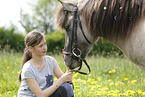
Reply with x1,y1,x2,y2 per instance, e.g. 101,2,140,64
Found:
0,52,145,97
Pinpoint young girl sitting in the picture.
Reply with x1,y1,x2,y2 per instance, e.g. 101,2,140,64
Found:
18,29,74,97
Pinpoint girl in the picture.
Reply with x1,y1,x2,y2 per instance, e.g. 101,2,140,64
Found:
18,29,74,97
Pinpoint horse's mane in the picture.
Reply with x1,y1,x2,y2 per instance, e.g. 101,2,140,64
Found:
56,0,145,41
80,0,145,41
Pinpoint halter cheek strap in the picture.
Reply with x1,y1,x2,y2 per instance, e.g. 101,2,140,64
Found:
63,3,93,75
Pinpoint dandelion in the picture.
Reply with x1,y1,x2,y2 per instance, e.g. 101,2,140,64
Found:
6,91,12,94
73,73,79,78
96,84,101,88
126,90,135,96
109,71,113,73
136,90,142,95
110,82,114,86
112,69,116,73
3,73,6,76
7,66,10,69
115,83,119,86
17,71,20,74
91,81,98,84
120,82,124,85
142,92,145,95
97,77,101,81
108,79,111,82
124,78,128,81
87,78,92,82
131,80,137,85
103,91,107,95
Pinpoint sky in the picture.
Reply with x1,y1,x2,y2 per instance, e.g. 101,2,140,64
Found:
0,0,30,34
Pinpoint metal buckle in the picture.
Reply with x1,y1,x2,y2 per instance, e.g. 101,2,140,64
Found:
72,48,81,58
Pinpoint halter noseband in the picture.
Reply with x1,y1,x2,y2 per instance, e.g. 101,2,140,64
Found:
63,3,93,75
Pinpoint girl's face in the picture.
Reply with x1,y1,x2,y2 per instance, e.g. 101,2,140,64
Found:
31,37,47,57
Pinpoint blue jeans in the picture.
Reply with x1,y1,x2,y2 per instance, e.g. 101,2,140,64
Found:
50,83,74,97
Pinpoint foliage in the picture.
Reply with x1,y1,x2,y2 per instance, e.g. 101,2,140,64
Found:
45,30,65,53
0,52,145,96
19,0,58,33
0,27,25,52
90,38,123,57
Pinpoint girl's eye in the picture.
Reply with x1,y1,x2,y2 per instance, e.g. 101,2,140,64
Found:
39,45,43,47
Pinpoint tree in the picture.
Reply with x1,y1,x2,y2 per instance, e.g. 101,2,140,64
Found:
19,0,58,33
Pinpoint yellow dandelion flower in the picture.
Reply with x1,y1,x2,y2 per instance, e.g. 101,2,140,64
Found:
97,77,101,81
110,82,114,86
103,91,107,95
124,78,128,81
7,66,10,69
112,69,116,72
126,90,135,95
92,79,95,81
108,79,111,82
131,80,137,83
3,73,6,76
113,94,118,96
96,84,101,88
91,81,98,84
87,78,92,82
7,91,12,94
17,71,20,74
136,90,142,94
120,82,124,84
73,79,77,82
115,83,119,86
95,93,101,96
109,71,113,73
142,92,145,95
73,73,79,78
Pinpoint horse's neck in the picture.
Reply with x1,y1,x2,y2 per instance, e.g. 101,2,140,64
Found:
108,18,145,70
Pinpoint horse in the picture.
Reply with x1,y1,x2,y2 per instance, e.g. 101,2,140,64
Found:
55,0,145,74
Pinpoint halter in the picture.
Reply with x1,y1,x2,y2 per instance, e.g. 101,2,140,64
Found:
63,3,93,75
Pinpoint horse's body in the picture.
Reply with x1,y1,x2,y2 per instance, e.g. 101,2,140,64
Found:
56,0,145,70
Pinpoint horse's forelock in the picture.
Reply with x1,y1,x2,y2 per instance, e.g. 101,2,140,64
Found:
55,5,68,29
55,1,76,29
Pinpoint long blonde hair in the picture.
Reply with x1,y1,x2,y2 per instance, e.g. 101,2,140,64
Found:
19,29,45,82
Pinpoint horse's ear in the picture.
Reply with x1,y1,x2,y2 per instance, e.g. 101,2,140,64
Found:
58,0,74,11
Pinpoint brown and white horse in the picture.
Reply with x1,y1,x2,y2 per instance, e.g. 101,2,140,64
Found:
55,0,145,72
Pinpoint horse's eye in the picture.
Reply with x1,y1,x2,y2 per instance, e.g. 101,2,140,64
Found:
64,25,70,31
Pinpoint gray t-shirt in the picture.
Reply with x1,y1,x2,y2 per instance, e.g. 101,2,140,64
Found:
18,55,57,97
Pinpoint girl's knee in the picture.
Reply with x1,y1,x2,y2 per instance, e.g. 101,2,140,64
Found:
61,83,74,97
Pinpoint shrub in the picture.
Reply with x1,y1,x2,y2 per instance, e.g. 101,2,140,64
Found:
90,38,123,57
45,30,65,53
0,27,25,52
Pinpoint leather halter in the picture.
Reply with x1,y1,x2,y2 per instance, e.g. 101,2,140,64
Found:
63,3,93,75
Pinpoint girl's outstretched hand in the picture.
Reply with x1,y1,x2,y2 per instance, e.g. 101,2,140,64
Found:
60,70,73,83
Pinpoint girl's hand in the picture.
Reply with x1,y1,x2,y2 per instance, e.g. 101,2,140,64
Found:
60,70,73,83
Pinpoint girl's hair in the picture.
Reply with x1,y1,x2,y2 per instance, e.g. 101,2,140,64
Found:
19,29,45,82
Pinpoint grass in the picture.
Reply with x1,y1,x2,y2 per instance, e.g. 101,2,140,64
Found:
0,51,145,97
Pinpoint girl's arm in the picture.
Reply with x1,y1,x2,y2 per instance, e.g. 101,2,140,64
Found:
26,78,63,97
54,65,72,78
26,65,72,97
53,65,64,78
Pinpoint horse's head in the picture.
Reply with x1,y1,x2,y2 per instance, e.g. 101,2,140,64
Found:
56,0,96,70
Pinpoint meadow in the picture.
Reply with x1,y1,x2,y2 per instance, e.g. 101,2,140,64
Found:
0,51,145,97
